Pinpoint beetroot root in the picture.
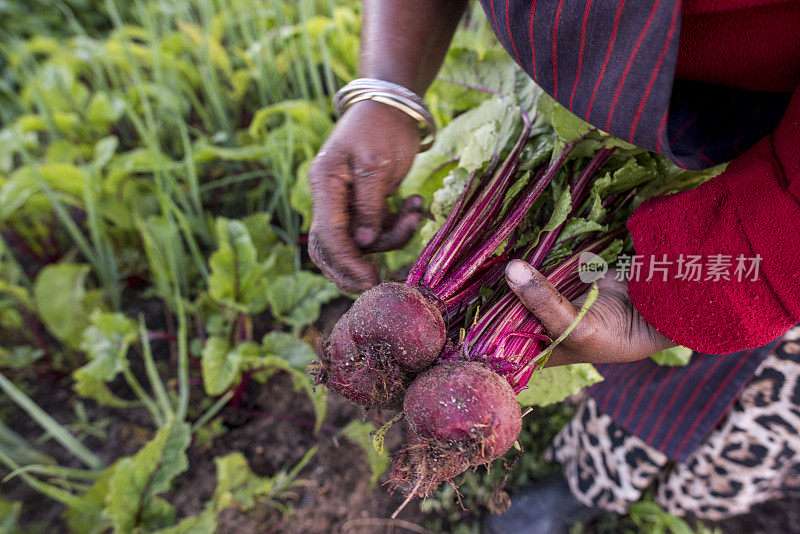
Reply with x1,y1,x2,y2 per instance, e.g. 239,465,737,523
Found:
348,282,446,371
316,312,408,409
390,360,522,497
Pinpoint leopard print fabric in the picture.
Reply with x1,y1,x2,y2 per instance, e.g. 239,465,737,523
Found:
549,326,800,520
548,397,669,514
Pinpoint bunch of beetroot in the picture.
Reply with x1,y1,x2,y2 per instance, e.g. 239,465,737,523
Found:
314,99,658,503
317,281,522,500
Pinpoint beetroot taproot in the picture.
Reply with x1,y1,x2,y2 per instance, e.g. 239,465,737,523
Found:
316,312,408,409
390,360,522,497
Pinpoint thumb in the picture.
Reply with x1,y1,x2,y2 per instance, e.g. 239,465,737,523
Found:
505,259,579,339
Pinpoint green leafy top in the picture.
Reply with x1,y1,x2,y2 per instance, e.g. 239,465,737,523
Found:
651,346,693,366
517,364,604,406
208,218,270,314
33,263,104,349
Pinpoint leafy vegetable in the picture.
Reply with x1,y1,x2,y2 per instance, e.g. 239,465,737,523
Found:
105,421,191,532
340,420,389,487
201,337,260,396
262,331,317,368
651,346,693,367
266,271,339,328
33,264,102,348
209,218,270,314
517,364,604,406
73,311,138,407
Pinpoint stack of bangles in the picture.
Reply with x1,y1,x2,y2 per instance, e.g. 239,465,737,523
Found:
333,78,436,151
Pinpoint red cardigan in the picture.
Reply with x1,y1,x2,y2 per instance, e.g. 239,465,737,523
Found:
627,0,800,352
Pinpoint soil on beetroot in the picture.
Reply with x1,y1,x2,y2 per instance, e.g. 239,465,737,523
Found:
2,297,800,533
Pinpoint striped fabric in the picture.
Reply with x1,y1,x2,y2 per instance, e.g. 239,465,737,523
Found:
477,0,791,169
588,340,781,462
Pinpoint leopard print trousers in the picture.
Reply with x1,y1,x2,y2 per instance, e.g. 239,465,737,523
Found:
548,326,800,520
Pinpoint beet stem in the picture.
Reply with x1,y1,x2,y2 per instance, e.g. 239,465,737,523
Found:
437,141,576,299
407,170,479,287
421,108,533,289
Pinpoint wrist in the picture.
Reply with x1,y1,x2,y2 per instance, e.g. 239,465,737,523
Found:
334,78,435,150
345,99,421,132
359,68,424,95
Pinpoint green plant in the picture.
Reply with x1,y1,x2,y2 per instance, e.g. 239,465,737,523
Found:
0,304,323,532
574,497,723,534
0,1,361,528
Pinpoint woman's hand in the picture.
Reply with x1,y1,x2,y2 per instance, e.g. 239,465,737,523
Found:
505,259,674,366
308,100,424,293
307,0,468,292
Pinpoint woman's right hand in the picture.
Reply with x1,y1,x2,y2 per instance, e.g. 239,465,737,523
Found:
308,100,425,293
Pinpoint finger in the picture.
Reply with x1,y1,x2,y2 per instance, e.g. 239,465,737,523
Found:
505,259,579,339
308,155,379,292
351,158,393,247
308,152,351,233
366,195,425,253
309,228,379,292
371,194,424,233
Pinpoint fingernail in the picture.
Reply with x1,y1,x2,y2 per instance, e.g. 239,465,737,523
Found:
506,260,532,286
407,195,424,210
354,226,377,246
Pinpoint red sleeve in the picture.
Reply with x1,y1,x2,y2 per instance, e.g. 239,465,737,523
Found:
626,87,800,353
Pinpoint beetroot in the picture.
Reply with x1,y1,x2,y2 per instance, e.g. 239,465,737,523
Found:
348,282,446,371
316,312,408,409
390,361,522,498
315,282,446,409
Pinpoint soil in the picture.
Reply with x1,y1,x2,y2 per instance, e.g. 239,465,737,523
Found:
2,297,437,534
3,297,800,533
170,373,430,534
2,369,433,534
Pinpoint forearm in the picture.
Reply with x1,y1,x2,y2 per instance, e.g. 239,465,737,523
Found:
360,0,468,94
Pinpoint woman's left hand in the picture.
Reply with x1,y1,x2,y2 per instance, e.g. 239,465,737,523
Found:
505,259,674,366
